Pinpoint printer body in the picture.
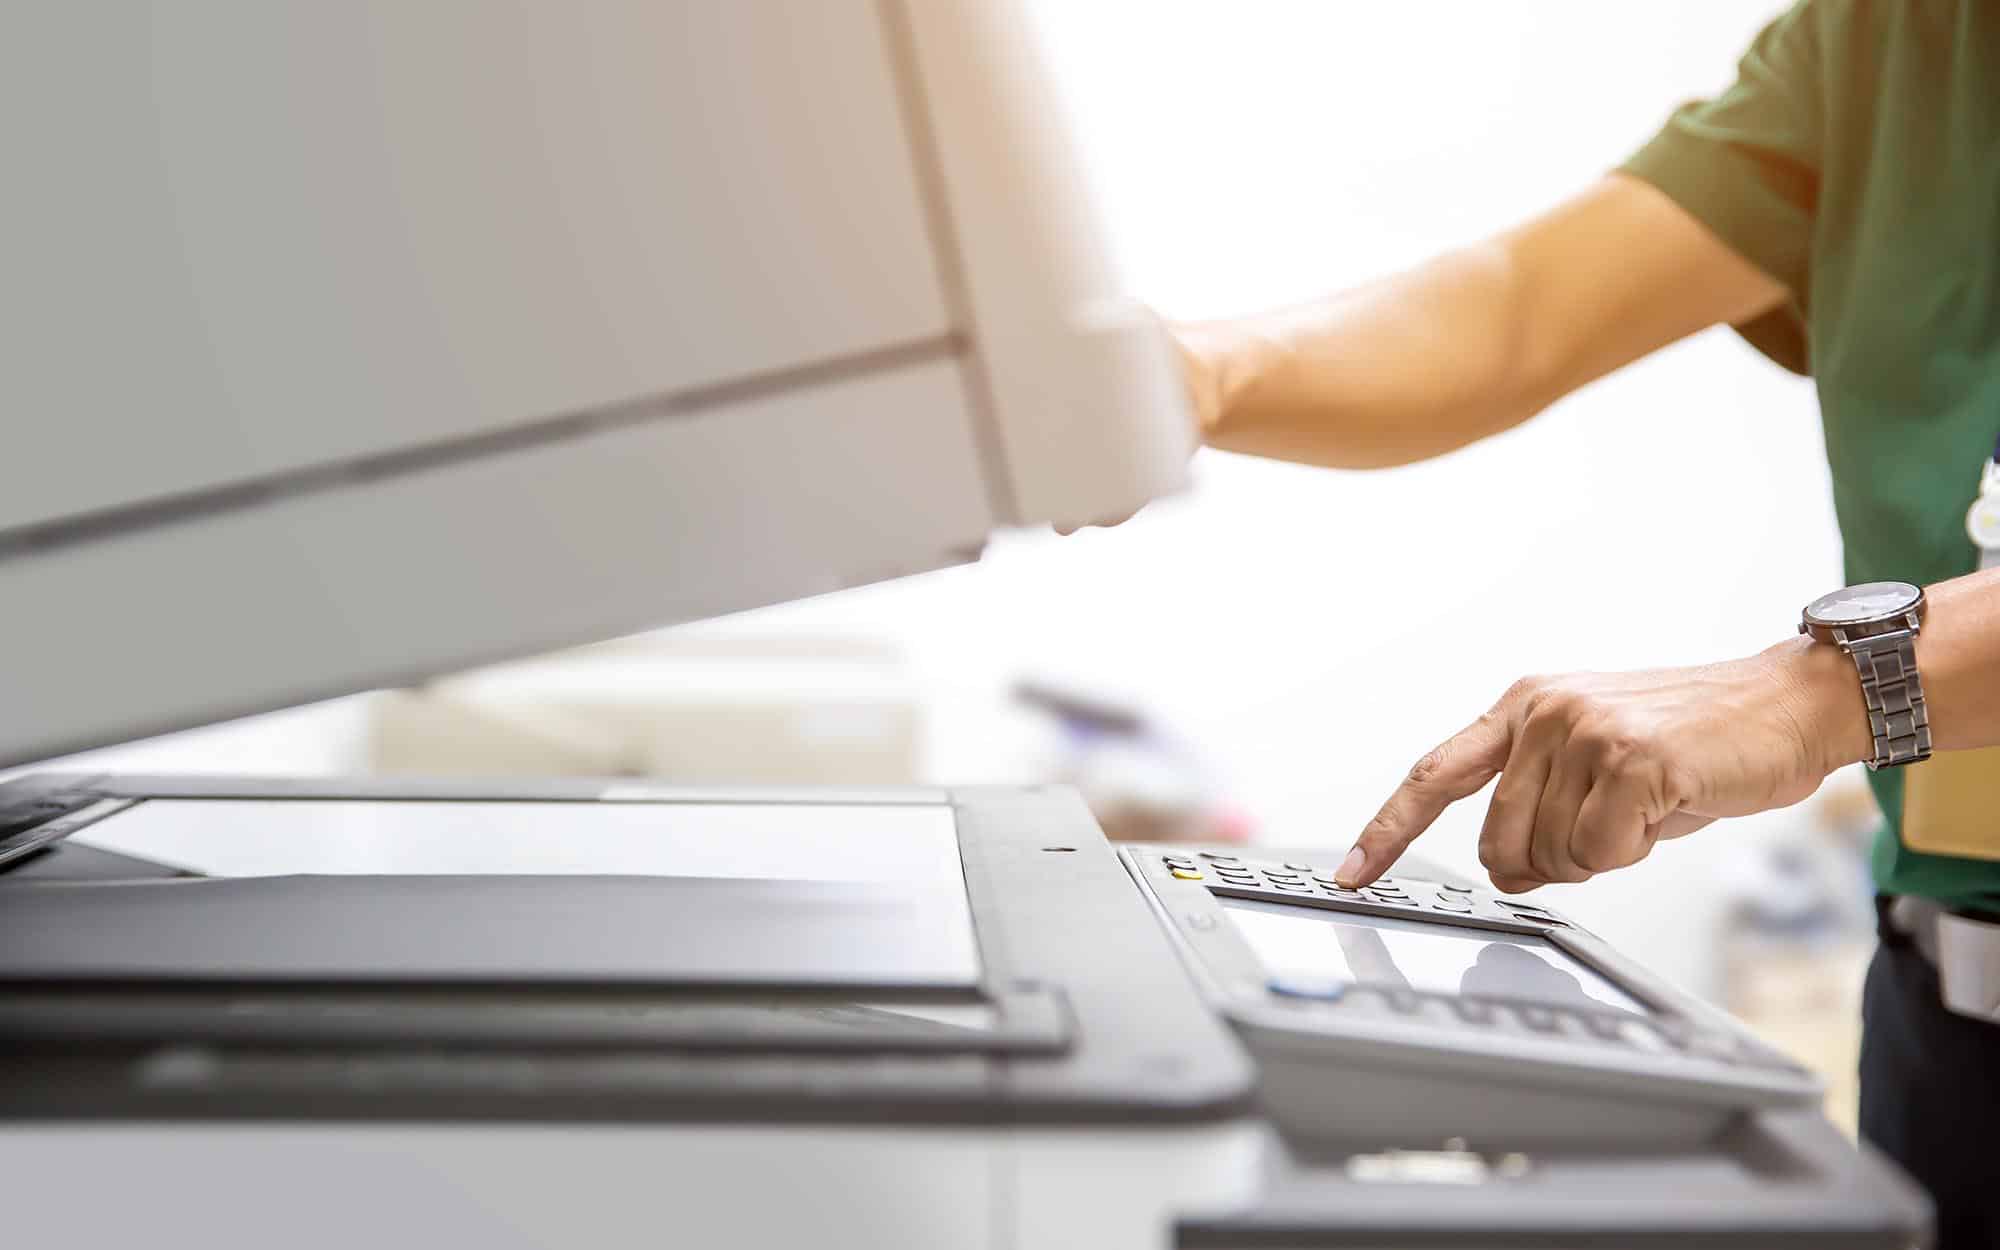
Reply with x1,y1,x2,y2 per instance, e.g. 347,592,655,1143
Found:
0,3,1931,1247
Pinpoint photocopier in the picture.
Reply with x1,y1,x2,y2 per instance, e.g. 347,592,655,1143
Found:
0,3,1931,1246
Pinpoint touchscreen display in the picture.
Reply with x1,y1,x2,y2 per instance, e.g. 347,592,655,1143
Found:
1223,898,1647,1015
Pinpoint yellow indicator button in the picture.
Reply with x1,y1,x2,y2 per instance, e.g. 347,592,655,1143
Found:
1170,868,1205,881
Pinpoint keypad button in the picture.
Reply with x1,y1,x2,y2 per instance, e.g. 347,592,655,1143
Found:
1514,1005,1558,1033
1169,868,1204,881
1551,1011,1599,1044
1439,883,1473,894
1430,897,1473,913
1373,876,1403,889
1274,883,1315,895
1683,1030,1743,1063
1614,1019,1671,1054
1409,997,1461,1027
1269,976,1346,1001
1331,987,1393,1015
1452,999,1496,1025
1199,852,1241,863
1584,1014,1625,1042
1284,862,1316,872
1648,1019,1692,1047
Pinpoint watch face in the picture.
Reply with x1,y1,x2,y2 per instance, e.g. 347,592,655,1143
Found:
1805,581,1922,626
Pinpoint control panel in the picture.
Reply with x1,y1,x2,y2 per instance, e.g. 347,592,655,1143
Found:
1127,846,1822,1146
1159,850,1572,933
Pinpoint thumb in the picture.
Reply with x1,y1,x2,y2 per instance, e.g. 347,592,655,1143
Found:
1338,712,1512,887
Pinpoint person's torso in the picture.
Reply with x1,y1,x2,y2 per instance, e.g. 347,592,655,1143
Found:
1804,0,2000,908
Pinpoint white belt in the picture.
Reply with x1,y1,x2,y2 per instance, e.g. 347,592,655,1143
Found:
1888,895,2000,1023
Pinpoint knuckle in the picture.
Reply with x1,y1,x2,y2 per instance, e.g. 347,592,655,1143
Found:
1480,845,1525,879
1505,674,1549,702
1569,718,1615,759
1569,705,1659,770
1660,760,1697,808
1587,724,1645,772
1571,837,1623,874
1358,807,1400,847
1524,686,1587,729
1546,686,1593,719
1598,736,1642,775
1405,747,1449,788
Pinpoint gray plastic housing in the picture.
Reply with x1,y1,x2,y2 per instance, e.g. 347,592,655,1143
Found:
0,777,1254,1125
1125,846,1821,1149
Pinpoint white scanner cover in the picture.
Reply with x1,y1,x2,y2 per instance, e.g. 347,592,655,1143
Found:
0,1,1191,766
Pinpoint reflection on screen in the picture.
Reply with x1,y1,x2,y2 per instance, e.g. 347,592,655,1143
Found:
63,798,984,988
1224,899,1647,1015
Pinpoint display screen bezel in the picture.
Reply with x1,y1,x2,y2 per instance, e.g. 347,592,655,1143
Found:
1217,896,1652,1016
1121,849,1676,1027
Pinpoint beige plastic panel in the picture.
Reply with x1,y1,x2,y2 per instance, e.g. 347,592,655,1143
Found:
0,1,948,532
0,362,990,767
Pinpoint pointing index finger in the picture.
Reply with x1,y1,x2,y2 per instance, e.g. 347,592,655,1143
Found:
1337,708,1514,887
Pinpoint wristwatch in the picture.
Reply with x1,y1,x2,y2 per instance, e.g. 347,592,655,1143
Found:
1800,581,1932,770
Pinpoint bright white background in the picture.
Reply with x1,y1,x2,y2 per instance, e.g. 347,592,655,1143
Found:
45,1,1850,997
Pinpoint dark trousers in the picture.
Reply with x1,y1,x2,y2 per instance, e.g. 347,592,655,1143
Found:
1859,926,2000,1250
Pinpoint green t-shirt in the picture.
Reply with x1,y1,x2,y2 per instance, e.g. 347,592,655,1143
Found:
1620,0,2000,909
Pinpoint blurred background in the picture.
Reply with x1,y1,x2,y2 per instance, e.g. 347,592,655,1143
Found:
8,0,1877,1126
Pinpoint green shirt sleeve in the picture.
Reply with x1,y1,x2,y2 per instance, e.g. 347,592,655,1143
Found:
1620,1,1823,375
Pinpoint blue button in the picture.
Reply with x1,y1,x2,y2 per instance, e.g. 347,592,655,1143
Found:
1268,977,1347,1001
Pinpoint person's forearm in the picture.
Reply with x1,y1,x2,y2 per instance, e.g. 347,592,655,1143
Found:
1177,242,1541,469
1798,568,2000,770
1174,174,1789,471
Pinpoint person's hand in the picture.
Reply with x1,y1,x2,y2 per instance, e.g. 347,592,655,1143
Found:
1168,323,1226,437
1334,637,1872,892
1056,319,1217,535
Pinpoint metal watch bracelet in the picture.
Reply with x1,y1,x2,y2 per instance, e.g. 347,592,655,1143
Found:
1843,631,1933,769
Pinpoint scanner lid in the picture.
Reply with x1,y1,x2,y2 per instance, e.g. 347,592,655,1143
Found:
0,0,1190,768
